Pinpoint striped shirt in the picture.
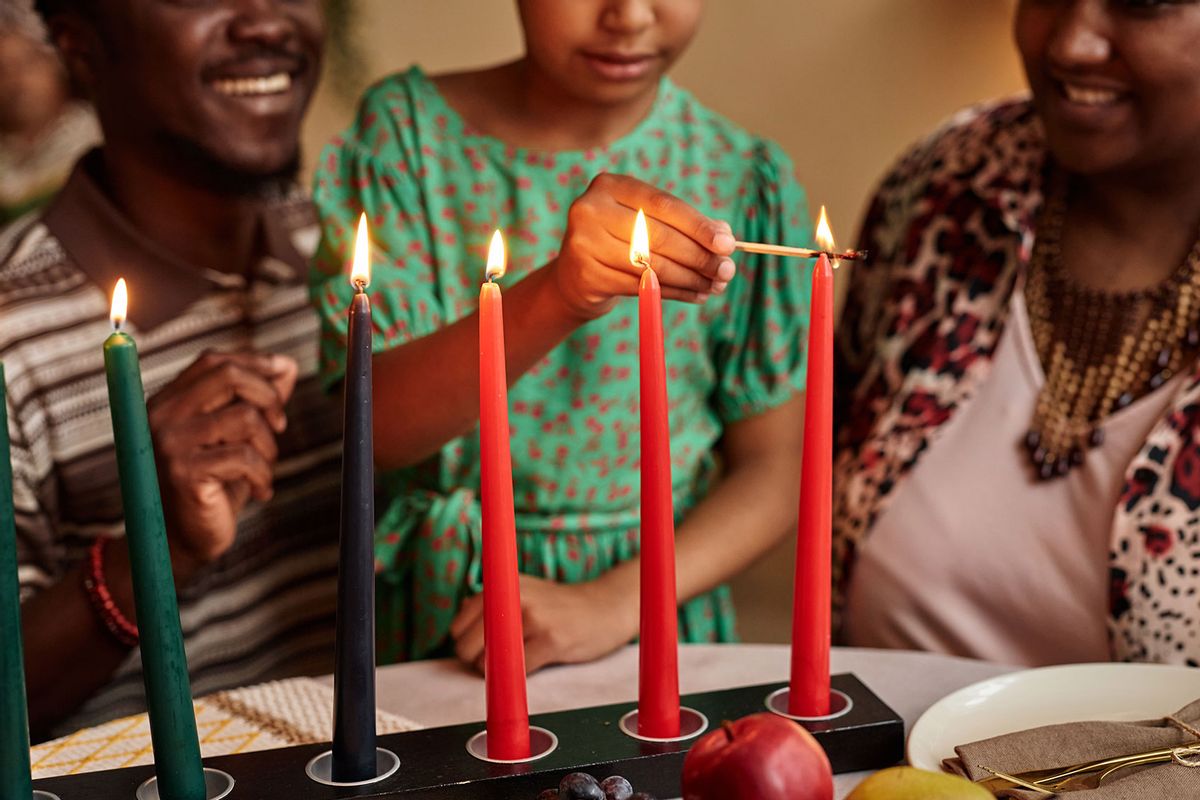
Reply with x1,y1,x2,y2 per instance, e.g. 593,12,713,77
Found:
0,151,343,737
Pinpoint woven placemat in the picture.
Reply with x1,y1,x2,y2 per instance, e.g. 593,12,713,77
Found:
31,677,420,777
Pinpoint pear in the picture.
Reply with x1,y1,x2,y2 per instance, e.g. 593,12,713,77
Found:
846,766,992,799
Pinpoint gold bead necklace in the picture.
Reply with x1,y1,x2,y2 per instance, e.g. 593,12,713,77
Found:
1023,181,1200,480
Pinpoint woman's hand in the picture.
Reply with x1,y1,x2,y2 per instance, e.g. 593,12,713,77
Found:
550,173,738,319
450,574,639,674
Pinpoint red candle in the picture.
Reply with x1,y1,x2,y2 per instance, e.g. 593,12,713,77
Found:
789,208,836,717
478,230,531,760
634,210,681,738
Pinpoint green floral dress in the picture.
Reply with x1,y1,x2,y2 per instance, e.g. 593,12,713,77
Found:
311,66,812,663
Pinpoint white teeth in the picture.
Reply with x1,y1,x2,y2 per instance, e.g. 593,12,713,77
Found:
212,72,292,97
1062,83,1119,106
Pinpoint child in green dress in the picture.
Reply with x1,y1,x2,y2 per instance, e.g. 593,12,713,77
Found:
311,0,812,668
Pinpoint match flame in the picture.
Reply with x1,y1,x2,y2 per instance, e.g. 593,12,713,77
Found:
630,209,651,269
811,206,840,268
351,213,370,289
815,206,839,269
486,230,506,281
110,278,127,329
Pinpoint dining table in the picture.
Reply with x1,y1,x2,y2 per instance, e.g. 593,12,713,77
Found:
324,643,1018,799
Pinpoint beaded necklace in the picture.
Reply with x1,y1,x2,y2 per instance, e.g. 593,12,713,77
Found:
1023,181,1200,480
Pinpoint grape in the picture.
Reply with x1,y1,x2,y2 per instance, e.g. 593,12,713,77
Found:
558,772,604,800
599,776,633,800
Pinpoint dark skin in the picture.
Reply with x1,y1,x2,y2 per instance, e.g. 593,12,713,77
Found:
0,30,69,142
361,0,803,673
1016,0,1200,292
22,0,323,737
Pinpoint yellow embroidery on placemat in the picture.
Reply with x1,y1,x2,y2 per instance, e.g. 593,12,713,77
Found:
30,677,419,778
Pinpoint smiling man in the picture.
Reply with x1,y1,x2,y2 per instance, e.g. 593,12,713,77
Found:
0,0,341,738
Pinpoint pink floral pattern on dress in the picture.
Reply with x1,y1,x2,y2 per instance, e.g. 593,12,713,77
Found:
311,66,812,662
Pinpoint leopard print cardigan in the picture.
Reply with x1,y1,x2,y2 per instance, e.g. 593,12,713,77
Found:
834,98,1199,666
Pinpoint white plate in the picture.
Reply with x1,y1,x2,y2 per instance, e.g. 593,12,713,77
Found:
907,662,1200,772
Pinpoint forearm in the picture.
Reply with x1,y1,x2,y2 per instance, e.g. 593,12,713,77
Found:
21,545,136,738
675,452,800,601
591,398,804,613
372,264,583,470
593,451,800,605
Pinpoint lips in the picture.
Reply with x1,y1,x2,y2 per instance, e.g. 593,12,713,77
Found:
581,50,658,81
203,55,306,99
211,72,292,97
1057,80,1126,107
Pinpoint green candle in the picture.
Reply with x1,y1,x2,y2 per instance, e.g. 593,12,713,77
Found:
0,363,33,800
103,280,205,800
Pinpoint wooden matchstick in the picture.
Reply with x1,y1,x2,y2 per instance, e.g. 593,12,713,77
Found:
734,241,867,261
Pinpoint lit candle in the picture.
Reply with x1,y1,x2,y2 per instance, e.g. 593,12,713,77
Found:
789,208,836,717
633,210,681,738
478,230,531,760
0,364,32,800
104,279,206,800
332,214,379,782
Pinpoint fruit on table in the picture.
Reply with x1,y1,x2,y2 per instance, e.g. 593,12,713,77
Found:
681,713,834,800
599,776,634,800
559,773,605,800
539,772,656,800
845,766,992,799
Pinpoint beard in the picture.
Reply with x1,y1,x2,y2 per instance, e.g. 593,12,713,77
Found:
152,129,301,200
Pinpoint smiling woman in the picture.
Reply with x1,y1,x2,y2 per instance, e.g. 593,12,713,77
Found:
835,0,1200,669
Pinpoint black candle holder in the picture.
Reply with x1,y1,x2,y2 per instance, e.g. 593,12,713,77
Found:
32,674,903,800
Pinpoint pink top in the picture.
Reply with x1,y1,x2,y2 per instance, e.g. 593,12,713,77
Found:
843,290,1185,666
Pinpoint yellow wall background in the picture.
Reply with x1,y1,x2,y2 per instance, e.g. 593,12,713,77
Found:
302,0,1027,641
304,0,1025,243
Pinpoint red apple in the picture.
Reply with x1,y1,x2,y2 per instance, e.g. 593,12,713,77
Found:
681,713,833,800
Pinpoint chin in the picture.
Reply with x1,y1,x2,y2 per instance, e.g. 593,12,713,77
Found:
223,144,302,177
1045,136,1138,179
155,128,301,196
576,78,661,108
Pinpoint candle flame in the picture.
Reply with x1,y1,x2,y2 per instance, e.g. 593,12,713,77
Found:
110,278,127,329
486,230,506,281
350,212,370,289
630,209,651,269
815,205,839,269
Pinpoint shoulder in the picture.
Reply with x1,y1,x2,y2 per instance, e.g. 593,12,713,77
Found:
0,214,88,304
315,65,450,188
337,65,439,155
666,80,794,167
876,96,1041,202
0,216,104,397
657,81,801,205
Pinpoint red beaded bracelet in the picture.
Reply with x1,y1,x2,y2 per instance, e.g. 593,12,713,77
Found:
81,537,139,647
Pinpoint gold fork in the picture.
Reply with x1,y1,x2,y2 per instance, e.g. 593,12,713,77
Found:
978,743,1200,795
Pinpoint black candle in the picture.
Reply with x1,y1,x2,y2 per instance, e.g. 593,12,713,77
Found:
332,214,377,782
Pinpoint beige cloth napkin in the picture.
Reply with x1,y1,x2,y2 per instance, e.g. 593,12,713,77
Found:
31,677,419,778
943,699,1200,798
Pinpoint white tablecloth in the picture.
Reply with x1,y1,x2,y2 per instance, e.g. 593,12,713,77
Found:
334,644,1016,799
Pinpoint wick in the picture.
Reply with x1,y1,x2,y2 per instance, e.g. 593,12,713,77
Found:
112,320,123,333
633,256,651,271
353,278,368,294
